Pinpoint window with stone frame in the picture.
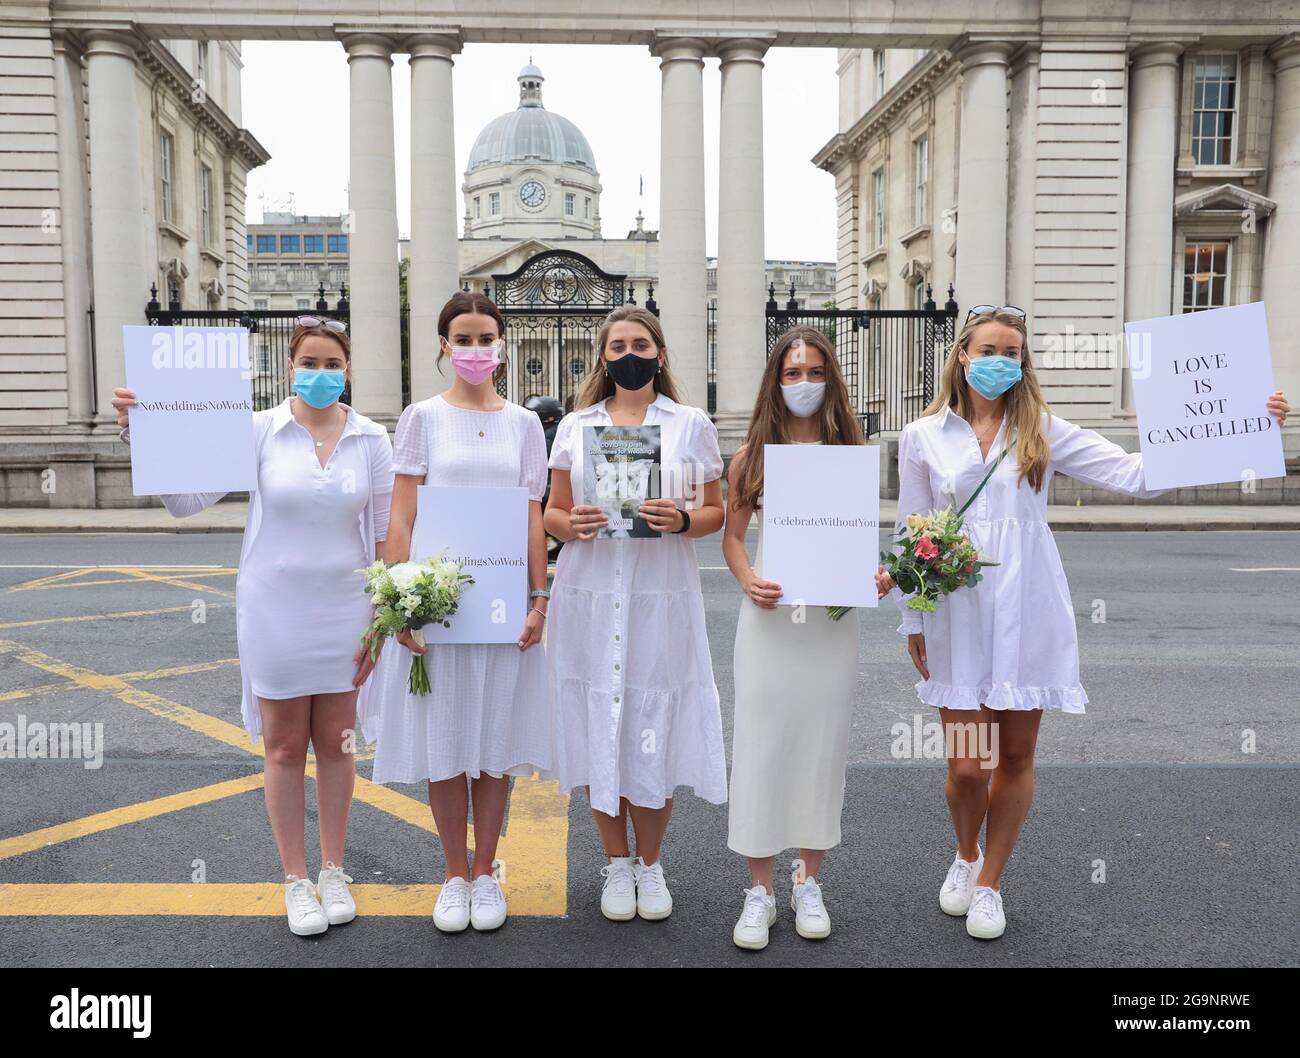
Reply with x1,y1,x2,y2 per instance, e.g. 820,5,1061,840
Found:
1190,54,1238,166
1182,240,1231,311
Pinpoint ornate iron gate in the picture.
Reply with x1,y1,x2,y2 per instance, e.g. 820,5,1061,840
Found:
490,249,653,410
763,283,957,437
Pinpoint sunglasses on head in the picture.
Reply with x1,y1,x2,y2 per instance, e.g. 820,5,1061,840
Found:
295,315,347,333
965,304,1026,324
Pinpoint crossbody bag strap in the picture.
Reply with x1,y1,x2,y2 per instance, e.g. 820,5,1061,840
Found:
955,439,1012,519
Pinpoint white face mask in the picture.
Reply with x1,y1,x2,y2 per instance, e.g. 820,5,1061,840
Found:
780,380,826,418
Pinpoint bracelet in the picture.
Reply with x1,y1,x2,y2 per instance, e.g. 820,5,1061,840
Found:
672,506,691,534
529,606,548,619
529,588,551,599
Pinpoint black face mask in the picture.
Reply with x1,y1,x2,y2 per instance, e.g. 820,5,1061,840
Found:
605,353,661,391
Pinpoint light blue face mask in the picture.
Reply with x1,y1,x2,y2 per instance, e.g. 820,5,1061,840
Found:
963,354,1022,399
291,368,346,409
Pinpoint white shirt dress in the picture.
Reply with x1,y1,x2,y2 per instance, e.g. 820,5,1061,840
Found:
546,392,729,816
157,399,393,741
363,394,554,785
892,406,1164,713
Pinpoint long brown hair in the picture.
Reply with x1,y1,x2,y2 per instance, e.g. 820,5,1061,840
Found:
924,308,1051,491
730,325,865,512
573,305,685,409
436,290,507,382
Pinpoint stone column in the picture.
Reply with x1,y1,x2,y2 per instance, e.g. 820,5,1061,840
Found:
652,36,708,412
953,40,1013,308
713,37,770,450
407,33,461,403
52,32,93,430
84,30,146,431
343,33,402,423
1122,43,1183,410
1261,35,1300,409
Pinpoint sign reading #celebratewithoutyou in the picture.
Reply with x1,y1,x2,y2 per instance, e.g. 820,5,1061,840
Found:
122,325,257,496
762,444,881,609
412,485,529,645
1125,302,1286,491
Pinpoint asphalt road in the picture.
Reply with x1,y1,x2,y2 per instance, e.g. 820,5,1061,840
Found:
0,529,1296,967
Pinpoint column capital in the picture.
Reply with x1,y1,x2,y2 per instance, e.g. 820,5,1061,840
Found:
1130,42,1184,70
651,34,708,64
1008,43,1041,77
406,31,463,62
950,37,1016,71
1268,33,1300,72
716,36,775,64
81,27,145,63
339,31,397,62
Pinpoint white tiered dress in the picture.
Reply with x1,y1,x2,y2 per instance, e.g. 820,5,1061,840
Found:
546,392,728,816
892,407,1165,713
363,394,554,785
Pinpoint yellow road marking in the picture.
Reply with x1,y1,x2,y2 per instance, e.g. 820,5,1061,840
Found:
119,567,235,599
0,880,560,917
0,659,241,703
0,773,266,861
6,566,237,594
0,604,217,631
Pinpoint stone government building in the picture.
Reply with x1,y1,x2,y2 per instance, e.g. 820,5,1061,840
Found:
1,2,1297,508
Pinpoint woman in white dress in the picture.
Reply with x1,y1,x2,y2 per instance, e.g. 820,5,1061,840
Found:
885,305,1290,941
544,305,727,923
723,327,884,951
111,317,393,937
365,291,551,935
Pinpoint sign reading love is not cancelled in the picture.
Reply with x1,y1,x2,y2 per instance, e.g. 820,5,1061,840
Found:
761,444,880,609
1125,303,1284,490
122,325,256,496
412,486,529,644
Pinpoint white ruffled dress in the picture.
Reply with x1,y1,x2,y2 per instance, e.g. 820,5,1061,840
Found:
892,406,1165,713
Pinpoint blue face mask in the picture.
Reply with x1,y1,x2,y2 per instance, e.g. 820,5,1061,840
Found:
291,368,346,409
963,354,1022,399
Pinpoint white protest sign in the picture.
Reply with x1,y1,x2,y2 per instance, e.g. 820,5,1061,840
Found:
1125,302,1284,490
411,485,529,644
122,325,256,496
762,444,880,609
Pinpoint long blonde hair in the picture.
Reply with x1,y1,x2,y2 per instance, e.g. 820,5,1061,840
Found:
924,309,1050,491
573,305,685,409
730,325,865,512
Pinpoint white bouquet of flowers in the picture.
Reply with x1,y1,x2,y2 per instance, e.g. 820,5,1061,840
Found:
360,555,474,695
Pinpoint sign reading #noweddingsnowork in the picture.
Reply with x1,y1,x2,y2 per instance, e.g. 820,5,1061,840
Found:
122,325,256,496
412,485,529,644
762,444,880,609
1125,303,1285,491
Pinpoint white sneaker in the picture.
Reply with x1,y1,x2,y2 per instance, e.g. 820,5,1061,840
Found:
966,885,1006,939
791,875,831,940
633,857,673,921
284,875,328,937
599,856,637,921
433,876,472,932
316,862,356,926
470,874,508,931
939,847,984,916
733,885,777,950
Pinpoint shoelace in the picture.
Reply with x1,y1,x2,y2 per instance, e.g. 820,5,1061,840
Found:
795,882,826,919
438,880,470,911
635,862,666,895
946,859,974,893
740,889,771,928
472,876,504,907
970,888,999,919
600,863,635,897
318,863,353,905
285,876,320,917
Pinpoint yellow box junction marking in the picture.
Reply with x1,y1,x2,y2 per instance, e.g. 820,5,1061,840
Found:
0,605,570,916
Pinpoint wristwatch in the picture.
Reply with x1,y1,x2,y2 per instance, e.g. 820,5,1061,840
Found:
672,507,691,534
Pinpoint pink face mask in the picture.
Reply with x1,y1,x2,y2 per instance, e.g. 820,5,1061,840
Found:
449,343,501,386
